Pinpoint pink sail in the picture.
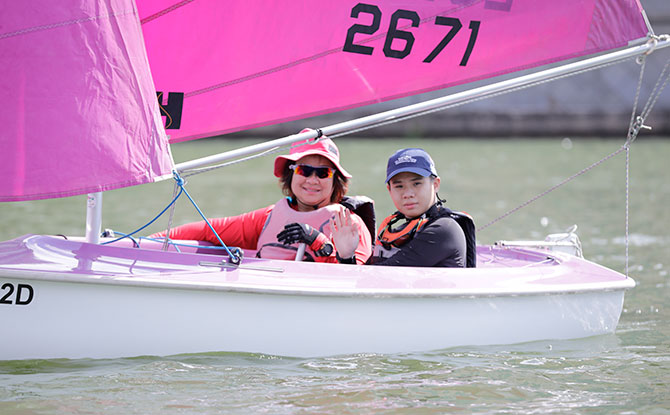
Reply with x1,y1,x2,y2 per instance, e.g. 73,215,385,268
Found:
0,0,174,202
0,0,649,201
138,0,648,143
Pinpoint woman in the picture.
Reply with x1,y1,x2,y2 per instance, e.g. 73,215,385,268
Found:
331,148,475,267
150,130,372,264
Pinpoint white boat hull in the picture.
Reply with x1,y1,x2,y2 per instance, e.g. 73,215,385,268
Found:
0,235,633,360
4,277,626,360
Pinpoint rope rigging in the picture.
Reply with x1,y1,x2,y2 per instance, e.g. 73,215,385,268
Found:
103,171,243,264
476,37,670,277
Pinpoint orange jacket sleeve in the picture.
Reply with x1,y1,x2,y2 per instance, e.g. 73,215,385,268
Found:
149,205,274,249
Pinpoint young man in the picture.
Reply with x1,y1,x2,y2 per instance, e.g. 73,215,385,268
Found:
332,148,475,267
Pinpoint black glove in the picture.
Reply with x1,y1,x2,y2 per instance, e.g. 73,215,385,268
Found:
277,223,333,257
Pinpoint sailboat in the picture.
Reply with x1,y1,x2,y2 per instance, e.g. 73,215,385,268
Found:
1,0,668,360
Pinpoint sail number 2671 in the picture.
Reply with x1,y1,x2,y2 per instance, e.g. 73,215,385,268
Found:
343,3,481,65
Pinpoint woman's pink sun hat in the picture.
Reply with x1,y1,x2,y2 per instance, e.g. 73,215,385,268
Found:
273,129,352,178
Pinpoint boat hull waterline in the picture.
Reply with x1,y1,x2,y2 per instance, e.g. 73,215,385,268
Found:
1,235,634,360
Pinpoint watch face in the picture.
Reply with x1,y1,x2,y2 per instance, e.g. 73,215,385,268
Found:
320,243,333,257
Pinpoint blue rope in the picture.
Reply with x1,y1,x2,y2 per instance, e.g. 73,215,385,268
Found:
172,171,240,261
101,187,184,246
101,171,242,263
108,231,140,248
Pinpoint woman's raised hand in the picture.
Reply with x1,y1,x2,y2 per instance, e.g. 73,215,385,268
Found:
330,208,359,260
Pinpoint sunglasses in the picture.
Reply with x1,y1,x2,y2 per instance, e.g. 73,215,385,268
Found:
290,164,335,179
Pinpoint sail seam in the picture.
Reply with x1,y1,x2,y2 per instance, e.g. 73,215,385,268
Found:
0,11,136,40
140,0,196,25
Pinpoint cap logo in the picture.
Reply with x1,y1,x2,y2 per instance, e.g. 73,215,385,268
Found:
327,143,338,156
395,155,416,165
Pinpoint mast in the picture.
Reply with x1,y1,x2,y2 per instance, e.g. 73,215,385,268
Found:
86,192,103,244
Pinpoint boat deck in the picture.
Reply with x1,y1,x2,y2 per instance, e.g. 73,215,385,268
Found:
0,235,634,296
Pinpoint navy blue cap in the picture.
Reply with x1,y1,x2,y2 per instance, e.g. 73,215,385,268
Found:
385,148,438,183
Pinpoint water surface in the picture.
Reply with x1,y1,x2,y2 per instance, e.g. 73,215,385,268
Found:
1,138,668,414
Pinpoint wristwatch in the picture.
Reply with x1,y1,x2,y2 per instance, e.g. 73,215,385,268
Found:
336,252,356,264
315,243,333,257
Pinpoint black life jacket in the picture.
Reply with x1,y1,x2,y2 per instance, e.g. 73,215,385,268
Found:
445,209,477,268
377,204,476,268
340,195,376,243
